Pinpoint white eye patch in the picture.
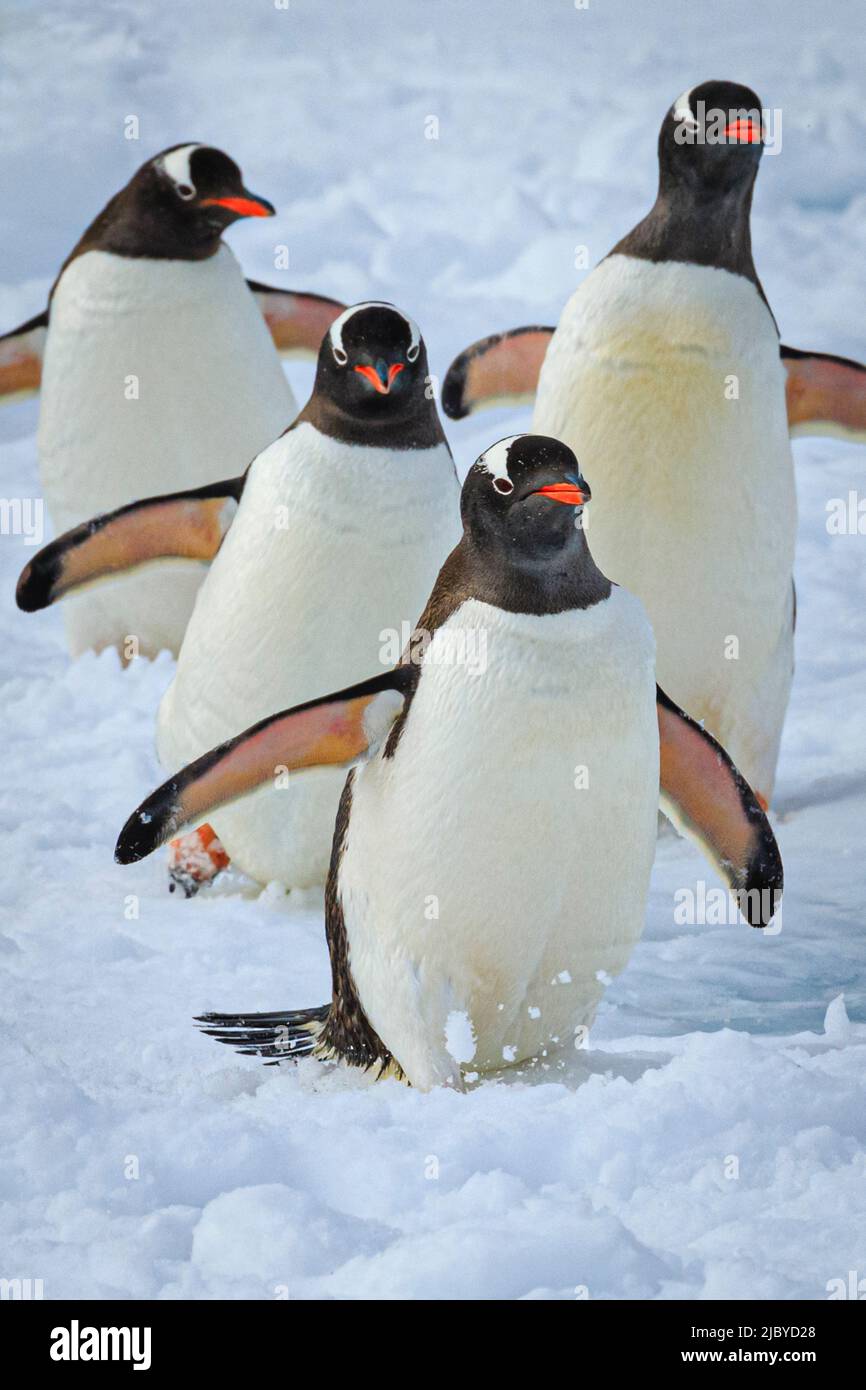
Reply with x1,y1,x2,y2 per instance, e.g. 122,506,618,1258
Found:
672,87,699,130
157,144,203,196
478,434,524,485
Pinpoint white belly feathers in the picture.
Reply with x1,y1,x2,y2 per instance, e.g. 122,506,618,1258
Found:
157,422,462,888
534,254,797,796
338,589,660,1085
38,245,296,657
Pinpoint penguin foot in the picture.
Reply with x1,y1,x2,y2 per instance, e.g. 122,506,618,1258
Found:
168,824,230,897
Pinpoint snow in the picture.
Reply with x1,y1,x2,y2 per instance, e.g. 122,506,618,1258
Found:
1,0,865,1301
445,1010,477,1066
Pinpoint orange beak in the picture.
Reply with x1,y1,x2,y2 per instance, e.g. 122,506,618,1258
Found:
724,118,762,144
533,481,587,506
353,363,405,394
200,195,275,218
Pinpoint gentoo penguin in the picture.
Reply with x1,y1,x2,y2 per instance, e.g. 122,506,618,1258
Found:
0,143,344,659
113,435,783,1090
19,303,462,893
441,82,866,805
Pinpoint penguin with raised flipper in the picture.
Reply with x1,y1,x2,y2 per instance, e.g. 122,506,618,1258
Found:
1,143,344,659
442,82,866,805
19,303,461,895
114,434,783,1091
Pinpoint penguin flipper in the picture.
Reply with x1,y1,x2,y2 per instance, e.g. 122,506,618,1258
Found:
442,326,555,420
115,668,413,865
16,476,245,613
247,281,345,359
0,309,48,403
782,344,866,443
656,687,783,928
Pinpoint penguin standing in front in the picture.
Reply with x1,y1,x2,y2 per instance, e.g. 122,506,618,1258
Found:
0,143,344,659
442,82,866,806
113,435,783,1091
18,304,462,893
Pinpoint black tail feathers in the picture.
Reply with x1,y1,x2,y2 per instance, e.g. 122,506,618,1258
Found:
195,1005,329,1066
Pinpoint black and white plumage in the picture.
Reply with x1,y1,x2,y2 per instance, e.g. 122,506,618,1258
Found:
2,143,344,658
21,303,461,891
115,435,783,1090
441,82,866,805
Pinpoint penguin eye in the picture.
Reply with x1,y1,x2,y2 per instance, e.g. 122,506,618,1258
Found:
493,477,514,496
176,183,196,201
332,345,348,367
406,343,420,363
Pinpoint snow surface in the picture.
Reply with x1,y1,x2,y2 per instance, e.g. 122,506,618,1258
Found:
1,0,865,1301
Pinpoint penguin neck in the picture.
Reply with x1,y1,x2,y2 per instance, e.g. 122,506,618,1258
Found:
293,390,447,451
54,189,222,295
610,170,773,318
429,523,612,624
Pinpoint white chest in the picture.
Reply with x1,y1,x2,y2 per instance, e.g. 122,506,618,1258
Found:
340,591,660,1082
163,422,461,744
38,247,295,524
534,256,796,579
157,424,461,887
533,255,797,783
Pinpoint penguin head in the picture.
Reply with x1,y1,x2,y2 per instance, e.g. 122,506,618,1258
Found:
314,302,430,421
113,144,275,257
462,434,591,563
660,81,764,194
